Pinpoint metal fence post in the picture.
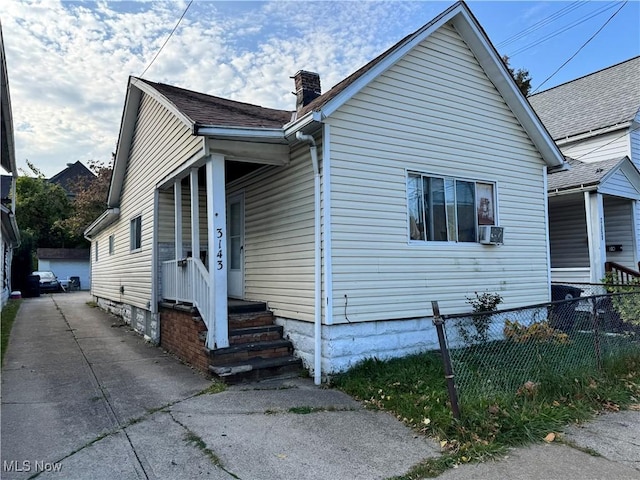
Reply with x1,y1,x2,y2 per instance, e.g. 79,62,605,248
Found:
591,297,602,371
431,301,460,419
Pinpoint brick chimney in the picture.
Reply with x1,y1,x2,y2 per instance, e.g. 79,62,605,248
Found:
292,70,321,112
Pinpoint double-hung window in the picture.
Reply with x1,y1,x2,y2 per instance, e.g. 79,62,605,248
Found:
407,172,496,243
130,216,142,251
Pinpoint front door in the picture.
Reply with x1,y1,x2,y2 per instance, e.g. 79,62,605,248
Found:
227,193,244,299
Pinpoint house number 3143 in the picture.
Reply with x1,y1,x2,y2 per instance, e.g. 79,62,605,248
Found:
216,228,224,270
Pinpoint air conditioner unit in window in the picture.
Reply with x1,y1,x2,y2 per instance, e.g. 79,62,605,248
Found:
479,225,504,245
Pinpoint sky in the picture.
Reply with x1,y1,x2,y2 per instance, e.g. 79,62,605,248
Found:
2,0,639,178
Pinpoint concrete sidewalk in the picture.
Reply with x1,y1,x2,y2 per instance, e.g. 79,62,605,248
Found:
1,293,438,479
1,293,639,479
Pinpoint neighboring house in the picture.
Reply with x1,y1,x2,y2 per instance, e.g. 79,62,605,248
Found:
530,57,640,284
49,160,95,199
85,1,564,380
1,21,19,308
36,248,90,290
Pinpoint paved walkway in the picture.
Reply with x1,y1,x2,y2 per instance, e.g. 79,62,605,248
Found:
1,293,438,479
2,293,639,479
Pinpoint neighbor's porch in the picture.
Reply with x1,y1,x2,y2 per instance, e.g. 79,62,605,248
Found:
549,192,639,285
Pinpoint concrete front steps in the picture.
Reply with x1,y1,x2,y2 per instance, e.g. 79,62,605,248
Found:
209,302,302,384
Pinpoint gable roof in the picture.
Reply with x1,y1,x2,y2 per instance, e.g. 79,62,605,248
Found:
548,156,640,196
529,57,640,141
49,161,95,195
105,0,564,215
141,79,293,130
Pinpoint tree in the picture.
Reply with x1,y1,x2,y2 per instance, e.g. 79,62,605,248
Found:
60,159,112,241
502,55,532,97
15,161,73,248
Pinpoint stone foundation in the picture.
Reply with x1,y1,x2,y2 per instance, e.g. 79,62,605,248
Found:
275,316,441,376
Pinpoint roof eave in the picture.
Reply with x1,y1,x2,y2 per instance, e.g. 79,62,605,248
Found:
309,1,564,169
1,204,20,244
547,183,599,197
555,122,632,146
194,125,286,142
107,78,198,207
84,208,120,239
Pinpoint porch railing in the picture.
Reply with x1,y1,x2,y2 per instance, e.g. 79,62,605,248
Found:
605,261,640,284
162,258,212,346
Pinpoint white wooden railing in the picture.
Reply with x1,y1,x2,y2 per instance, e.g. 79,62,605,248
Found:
162,258,212,346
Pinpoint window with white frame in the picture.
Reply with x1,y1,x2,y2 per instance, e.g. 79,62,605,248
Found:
95,241,99,262
108,235,114,255
407,172,496,243
130,216,142,251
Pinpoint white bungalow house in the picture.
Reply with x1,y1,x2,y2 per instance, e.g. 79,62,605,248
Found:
530,57,640,285
85,1,565,382
1,22,20,308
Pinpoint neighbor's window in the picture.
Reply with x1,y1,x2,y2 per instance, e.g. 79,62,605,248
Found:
407,172,495,242
95,241,99,262
108,235,114,255
130,216,142,251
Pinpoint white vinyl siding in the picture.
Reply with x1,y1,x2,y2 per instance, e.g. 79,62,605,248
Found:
325,24,551,320
548,195,589,268
630,115,640,261
227,142,315,321
90,93,203,309
604,196,635,269
600,169,640,199
560,129,630,163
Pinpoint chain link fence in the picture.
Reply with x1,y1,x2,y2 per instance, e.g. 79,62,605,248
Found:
435,287,640,410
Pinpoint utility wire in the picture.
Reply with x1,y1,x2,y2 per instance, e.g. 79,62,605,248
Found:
496,1,586,49
531,1,627,94
573,124,639,161
507,1,619,58
138,0,193,80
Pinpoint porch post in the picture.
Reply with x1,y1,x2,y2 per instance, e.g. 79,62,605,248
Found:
190,168,200,261
585,191,606,284
206,154,228,348
174,180,183,258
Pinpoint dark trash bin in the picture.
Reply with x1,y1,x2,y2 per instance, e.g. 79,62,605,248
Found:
69,276,81,291
25,274,41,297
550,284,583,331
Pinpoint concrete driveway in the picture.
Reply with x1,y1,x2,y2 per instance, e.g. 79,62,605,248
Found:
1,293,439,479
2,293,639,480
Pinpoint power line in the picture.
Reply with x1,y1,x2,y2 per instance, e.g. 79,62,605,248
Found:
573,124,639,161
496,1,586,49
138,0,193,80
531,1,627,94
507,2,619,58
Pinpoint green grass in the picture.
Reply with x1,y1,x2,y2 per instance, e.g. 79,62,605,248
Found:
1,299,22,367
331,347,640,478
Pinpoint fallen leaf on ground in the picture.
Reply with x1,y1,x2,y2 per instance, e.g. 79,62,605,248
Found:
628,404,640,411
544,432,556,443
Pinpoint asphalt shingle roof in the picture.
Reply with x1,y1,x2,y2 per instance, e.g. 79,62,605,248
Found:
529,56,640,140
547,156,626,192
139,79,293,129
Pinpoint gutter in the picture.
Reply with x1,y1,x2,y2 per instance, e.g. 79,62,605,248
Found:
547,183,599,198
296,131,322,385
84,208,121,240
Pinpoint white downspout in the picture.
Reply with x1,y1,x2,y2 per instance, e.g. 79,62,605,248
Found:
296,131,322,385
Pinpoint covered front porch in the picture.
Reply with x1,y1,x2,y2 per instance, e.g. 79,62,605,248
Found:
157,138,289,350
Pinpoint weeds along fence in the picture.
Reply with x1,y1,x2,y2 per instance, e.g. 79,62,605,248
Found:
434,288,640,414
